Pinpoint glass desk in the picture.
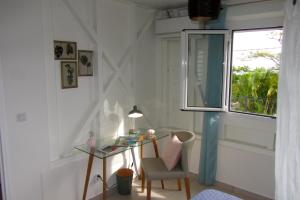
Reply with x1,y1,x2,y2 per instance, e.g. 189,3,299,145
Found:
75,131,169,200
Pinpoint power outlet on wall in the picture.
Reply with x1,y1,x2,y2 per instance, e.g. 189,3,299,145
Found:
90,174,102,185
16,112,27,122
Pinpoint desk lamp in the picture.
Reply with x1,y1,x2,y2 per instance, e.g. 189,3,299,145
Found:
128,105,143,132
128,105,143,118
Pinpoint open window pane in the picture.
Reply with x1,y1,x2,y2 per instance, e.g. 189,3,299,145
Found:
230,28,282,117
181,30,229,111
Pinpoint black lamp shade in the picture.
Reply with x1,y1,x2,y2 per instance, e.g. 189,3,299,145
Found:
188,0,221,21
128,105,143,118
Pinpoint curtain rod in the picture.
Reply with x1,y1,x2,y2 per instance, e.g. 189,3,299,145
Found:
223,0,273,7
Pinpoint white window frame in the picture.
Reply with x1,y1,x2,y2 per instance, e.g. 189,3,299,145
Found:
181,29,230,111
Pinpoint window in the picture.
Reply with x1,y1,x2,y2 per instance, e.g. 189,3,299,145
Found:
229,28,283,117
181,30,229,111
181,28,282,117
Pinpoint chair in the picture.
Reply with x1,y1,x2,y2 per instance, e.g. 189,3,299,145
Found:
141,130,195,200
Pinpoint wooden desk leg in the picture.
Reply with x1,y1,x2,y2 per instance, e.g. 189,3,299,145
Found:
82,151,94,200
139,143,144,180
151,139,164,189
102,157,107,200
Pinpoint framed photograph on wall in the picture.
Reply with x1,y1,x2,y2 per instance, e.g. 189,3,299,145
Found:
61,61,78,89
54,40,77,60
78,50,93,76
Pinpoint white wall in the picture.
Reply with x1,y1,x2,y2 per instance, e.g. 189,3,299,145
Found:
226,0,284,30
0,1,50,200
135,17,157,128
47,0,99,160
0,0,156,199
189,137,275,198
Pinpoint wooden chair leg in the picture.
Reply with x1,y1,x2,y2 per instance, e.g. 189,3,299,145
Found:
184,177,191,200
177,179,182,191
141,168,145,193
151,138,165,190
161,180,165,189
147,180,152,200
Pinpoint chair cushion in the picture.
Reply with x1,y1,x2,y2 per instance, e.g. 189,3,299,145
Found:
161,135,183,170
142,158,185,180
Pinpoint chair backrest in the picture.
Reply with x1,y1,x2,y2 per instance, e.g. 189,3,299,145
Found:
171,131,195,175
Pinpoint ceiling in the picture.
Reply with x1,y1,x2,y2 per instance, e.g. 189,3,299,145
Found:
126,0,271,10
128,0,188,9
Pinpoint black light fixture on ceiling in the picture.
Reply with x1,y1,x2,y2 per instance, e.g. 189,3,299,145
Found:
188,0,222,22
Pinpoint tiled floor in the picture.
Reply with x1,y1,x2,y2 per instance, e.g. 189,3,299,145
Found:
91,175,272,200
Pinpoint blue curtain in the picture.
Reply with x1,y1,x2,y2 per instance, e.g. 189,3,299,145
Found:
199,7,227,185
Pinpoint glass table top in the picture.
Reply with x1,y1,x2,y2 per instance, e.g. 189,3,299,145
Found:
75,131,169,159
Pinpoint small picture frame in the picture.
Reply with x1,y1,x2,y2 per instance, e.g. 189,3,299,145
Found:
78,50,93,76
61,61,78,89
54,40,77,60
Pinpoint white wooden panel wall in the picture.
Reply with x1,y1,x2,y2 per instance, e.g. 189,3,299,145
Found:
41,0,157,199
44,0,156,160
44,0,100,160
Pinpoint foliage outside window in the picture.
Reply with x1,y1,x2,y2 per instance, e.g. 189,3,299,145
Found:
230,28,282,117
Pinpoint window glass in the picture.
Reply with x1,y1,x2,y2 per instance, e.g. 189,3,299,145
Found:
230,28,283,117
181,30,228,111
187,34,225,108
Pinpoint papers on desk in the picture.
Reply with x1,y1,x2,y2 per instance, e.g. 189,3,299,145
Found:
96,136,137,154
115,136,138,146
96,145,117,154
